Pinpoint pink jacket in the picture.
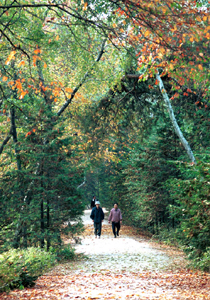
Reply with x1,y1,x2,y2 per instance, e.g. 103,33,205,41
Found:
108,208,122,223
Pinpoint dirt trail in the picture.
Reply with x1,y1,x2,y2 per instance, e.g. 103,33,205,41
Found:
1,209,210,299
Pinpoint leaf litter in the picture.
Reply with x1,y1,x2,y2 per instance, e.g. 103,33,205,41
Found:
1,210,210,299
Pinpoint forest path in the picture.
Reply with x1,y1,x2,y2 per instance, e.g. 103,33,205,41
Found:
2,210,210,300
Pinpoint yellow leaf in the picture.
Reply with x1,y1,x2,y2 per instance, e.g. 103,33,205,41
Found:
113,23,117,28
5,51,16,65
203,16,207,21
144,30,150,37
44,62,47,68
198,64,203,70
55,35,59,41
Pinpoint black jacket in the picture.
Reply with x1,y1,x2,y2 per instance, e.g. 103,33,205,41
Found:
91,199,96,208
90,206,104,223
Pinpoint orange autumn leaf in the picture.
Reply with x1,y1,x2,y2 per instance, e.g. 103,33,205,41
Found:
65,87,73,93
198,64,203,71
19,90,28,99
83,2,88,11
2,76,8,82
34,48,41,54
25,131,32,137
144,30,150,37
33,55,41,66
18,61,25,67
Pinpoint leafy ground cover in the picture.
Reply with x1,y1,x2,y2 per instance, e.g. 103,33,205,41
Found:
1,211,210,299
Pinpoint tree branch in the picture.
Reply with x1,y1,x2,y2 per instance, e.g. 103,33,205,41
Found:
0,132,12,155
57,39,106,116
156,72,196,164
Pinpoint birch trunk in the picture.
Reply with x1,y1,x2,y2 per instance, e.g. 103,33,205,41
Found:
156,72,196,164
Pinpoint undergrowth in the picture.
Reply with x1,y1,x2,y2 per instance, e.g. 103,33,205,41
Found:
0,245,76,292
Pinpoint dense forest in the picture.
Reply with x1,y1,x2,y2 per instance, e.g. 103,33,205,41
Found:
0,0,210,289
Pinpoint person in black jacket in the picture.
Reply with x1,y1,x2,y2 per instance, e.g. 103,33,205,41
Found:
90,195,96,209
90,201,104,238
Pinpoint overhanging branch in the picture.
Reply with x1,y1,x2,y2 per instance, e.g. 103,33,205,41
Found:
57,39,106,117
156,72,196,164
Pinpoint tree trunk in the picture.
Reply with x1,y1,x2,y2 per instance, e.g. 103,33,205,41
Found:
40,198,45,248
156,72,196,164
47,198,50,251
10,108,21,170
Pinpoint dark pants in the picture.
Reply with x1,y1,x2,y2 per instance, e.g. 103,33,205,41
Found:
94,222,102,236
112,222,120,236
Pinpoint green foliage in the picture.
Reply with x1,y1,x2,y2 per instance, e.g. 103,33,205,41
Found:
0,118,85,250
168,158,210,261
153,226,180,247
0,247,56,292
50,245,76,262
190,247,210,272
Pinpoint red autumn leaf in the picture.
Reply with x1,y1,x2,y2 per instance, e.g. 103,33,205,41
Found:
25,131,32,137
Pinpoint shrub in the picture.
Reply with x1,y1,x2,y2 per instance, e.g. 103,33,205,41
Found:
187,247,210,272
49,245,76,261
153,226,180,247
0,247,56,292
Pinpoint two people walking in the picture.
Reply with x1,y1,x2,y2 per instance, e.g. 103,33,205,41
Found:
90,201,122,238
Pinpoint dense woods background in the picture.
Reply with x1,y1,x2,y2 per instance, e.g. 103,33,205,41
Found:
0,0,210,287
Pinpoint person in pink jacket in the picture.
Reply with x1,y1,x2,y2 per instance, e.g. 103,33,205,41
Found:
108,203,122,238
